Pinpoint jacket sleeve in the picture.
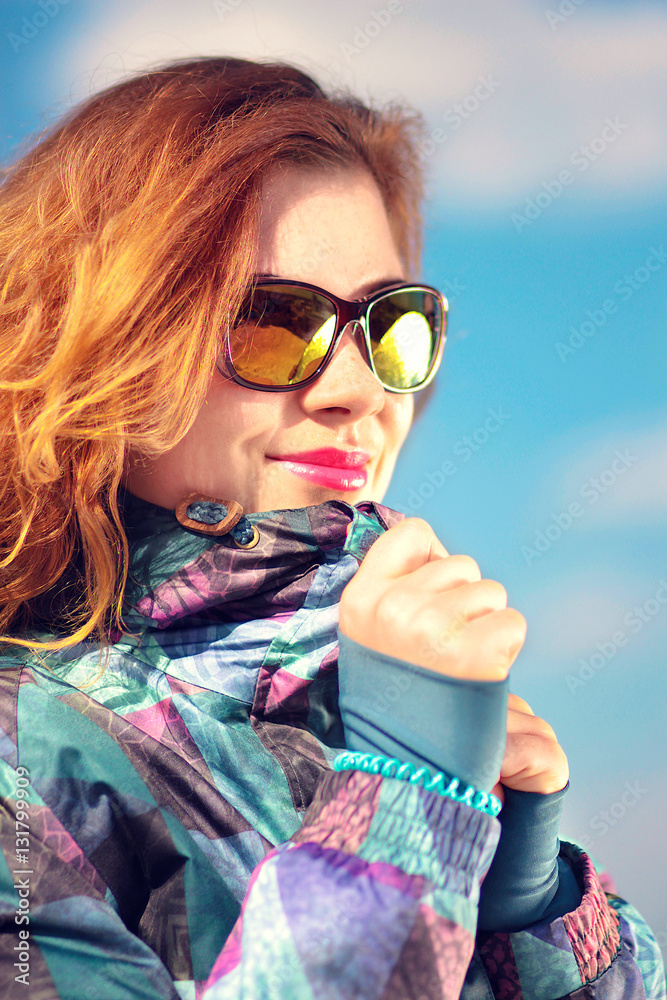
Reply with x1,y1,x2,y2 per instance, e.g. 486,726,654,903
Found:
472,841,667,1000
200,767,500,999
0,748,500,1000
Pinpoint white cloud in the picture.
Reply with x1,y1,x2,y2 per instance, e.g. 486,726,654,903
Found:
513,417,667,672
544,420,667,528
506,567,667,703
43,0,666,205
600,429,667,523
517,568,658,669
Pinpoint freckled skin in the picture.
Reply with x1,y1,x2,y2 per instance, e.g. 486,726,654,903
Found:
124,167,413,513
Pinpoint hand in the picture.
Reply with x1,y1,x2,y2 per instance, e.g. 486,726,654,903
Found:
339,518,527,682
490,694,569,801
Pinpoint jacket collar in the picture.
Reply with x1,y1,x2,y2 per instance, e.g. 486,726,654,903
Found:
119,490,403,631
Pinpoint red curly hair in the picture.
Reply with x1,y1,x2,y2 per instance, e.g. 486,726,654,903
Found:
0,56,427,652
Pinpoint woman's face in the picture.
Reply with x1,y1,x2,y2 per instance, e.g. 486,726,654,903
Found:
124,166,414,514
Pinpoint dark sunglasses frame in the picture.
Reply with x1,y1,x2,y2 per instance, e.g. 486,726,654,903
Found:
220,277,448,393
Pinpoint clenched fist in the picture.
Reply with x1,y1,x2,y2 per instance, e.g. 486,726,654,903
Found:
339,518,527,683
491,694,569,799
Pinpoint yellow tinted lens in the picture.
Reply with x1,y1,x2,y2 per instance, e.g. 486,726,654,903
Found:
373,312,433,387
290,315,336,381
230,288,336,386
230,324,307,386
369,292,437,388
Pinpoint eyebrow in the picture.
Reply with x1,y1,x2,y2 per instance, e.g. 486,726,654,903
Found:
252,273,407,298
359,276,406,296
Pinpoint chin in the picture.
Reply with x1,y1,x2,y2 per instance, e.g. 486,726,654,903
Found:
270,486,376,512
253,470,388,513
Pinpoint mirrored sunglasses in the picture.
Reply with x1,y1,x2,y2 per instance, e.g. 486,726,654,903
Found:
221,278,448,393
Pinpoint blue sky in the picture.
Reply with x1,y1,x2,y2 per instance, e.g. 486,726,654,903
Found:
1,0,665,955
389,199,666,939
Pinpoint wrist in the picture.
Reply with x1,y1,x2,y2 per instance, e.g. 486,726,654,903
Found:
477,781,573,931
337,630,508,792
333,750,503,817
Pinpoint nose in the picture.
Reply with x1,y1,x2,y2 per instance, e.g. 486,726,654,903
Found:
297,320,386,421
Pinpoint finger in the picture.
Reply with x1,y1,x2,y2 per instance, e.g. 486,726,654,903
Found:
378,580,511,660
356,518,449,581
490,781,505,807
398,553,483,593
406,578,509,621
507,692,534,715
506,708,558,742
436,606,527,679
499,732,569,794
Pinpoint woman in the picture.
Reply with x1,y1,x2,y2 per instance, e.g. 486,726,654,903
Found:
0,57,662,999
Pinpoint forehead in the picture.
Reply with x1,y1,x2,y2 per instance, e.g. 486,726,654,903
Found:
255,166,404,300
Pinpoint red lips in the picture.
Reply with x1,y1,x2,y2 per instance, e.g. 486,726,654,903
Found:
270,449,370,468
267,449,370,491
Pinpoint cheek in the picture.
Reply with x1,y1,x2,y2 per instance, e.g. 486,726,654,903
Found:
386,395,414,452
199,378,287,439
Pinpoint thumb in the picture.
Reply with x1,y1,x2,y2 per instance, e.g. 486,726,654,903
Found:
356,517,450,582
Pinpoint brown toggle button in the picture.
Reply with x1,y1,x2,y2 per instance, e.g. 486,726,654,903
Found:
231,524,260,549
175,493,244,537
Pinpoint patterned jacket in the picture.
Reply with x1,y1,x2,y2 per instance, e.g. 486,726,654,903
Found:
0,493,664,999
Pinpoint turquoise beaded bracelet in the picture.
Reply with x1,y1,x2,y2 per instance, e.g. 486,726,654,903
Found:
332,751,502,818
